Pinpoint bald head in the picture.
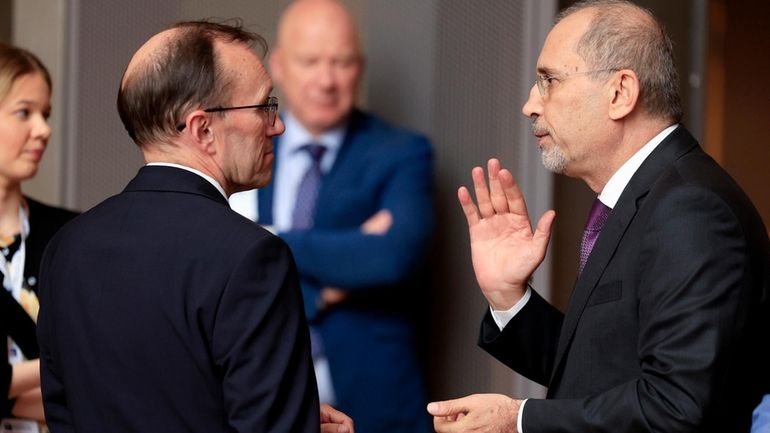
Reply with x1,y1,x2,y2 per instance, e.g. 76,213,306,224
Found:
117,20,266,146
270,0,364,135
276,0,361,53
556,0,682,122
121,29,178,90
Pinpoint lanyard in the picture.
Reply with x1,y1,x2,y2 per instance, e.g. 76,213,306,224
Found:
0,205,30,301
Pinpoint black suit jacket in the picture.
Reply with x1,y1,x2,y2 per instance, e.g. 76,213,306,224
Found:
37,166,319,433
1,198,76,417
480,127,770,432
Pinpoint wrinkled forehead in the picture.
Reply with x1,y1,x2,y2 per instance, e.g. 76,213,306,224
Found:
537,10,593,74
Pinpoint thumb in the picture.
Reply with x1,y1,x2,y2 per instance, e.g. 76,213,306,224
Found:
427,399,466,417
533,210,556,248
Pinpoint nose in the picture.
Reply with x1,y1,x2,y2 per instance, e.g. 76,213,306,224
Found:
522,83,543,118
317,63,335,89
33,114,52,143
269,115,286,136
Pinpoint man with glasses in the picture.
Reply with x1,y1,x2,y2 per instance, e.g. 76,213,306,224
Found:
37,20,353,433
429,1,769,432
229,1,434,432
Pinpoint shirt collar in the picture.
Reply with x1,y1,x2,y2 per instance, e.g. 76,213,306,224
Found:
145,162,228,199
281,111,347,154
598,124,678,208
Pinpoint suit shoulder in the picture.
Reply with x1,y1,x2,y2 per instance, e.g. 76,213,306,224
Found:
210,206,292,252
644,153,768,245
352,110,432,150
661,149,761,217
26,196,79,226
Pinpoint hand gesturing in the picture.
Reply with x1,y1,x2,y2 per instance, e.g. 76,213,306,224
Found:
457,159,555,310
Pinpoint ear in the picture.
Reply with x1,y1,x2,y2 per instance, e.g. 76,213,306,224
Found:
608,69,640,120
185,110,216,155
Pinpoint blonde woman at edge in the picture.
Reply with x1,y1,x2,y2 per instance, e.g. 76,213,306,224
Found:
0,42,77,429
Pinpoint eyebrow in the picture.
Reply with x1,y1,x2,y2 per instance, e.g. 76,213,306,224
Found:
536,66,559,76
13,99,50,110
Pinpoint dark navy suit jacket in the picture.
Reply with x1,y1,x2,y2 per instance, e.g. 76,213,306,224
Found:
1,198,76,417
259,110,434,433
480,126,770,432
38,166,319,433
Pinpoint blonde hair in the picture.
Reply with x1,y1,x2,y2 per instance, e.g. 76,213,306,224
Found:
0,42,51,103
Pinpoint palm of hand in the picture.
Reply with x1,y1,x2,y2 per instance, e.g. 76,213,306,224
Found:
470,210,541,304
458,159,555,310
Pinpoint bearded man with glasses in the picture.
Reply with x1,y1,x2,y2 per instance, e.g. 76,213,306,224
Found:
429,1,769,432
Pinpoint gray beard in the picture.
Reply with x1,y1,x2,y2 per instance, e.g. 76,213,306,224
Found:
541,144,567,173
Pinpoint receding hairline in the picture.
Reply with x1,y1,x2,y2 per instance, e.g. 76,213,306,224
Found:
557,1,661,42
121,28,180,90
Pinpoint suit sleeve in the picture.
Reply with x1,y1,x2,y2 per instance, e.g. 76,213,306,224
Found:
211,234,320,433
280,136,433,290
521,185,757,432
478,289,564,386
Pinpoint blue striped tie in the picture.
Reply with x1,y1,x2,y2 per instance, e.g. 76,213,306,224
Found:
291,144,326,229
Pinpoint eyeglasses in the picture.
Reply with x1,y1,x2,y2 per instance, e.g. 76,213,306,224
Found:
535,69,619,97
176,96,279,131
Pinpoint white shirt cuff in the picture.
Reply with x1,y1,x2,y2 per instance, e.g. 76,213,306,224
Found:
518,399,528,432
489,288,531,330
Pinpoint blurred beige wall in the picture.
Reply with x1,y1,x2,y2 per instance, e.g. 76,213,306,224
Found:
8,0,557,404
13,0,66,205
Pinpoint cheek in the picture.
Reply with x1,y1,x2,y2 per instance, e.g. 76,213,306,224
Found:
338,75,358,96
0,128,27,154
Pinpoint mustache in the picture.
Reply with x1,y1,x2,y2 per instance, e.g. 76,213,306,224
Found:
531,120,549,136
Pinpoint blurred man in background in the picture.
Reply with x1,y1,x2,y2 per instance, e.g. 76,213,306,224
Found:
231,1,434,432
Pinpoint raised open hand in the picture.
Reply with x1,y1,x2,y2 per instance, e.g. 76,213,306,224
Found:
457,159,555,310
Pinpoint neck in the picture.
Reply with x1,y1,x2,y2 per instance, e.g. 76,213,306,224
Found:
143,144,231,196
581,117,673,193
0,186,26,237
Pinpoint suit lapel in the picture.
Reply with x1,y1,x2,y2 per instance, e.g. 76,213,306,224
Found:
310,111,366,228
549,126,701,385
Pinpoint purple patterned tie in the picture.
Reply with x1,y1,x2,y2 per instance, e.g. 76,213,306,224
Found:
578,198,612,275
291,144,326,230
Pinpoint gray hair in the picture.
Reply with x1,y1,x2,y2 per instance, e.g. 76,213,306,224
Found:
556,0,683,122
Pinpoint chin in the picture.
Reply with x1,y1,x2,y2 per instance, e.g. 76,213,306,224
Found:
311,111,348,128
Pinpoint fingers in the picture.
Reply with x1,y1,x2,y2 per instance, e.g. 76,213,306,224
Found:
458,186,480,226
320,404,354,433
498,168,527,216
534,210,556,251
427,399,466,417
321,287,348,307
472,165,494,218
321,424,351,433
487,159,510,215
360,209,392,235
460,159,528,225
428,400,468,433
